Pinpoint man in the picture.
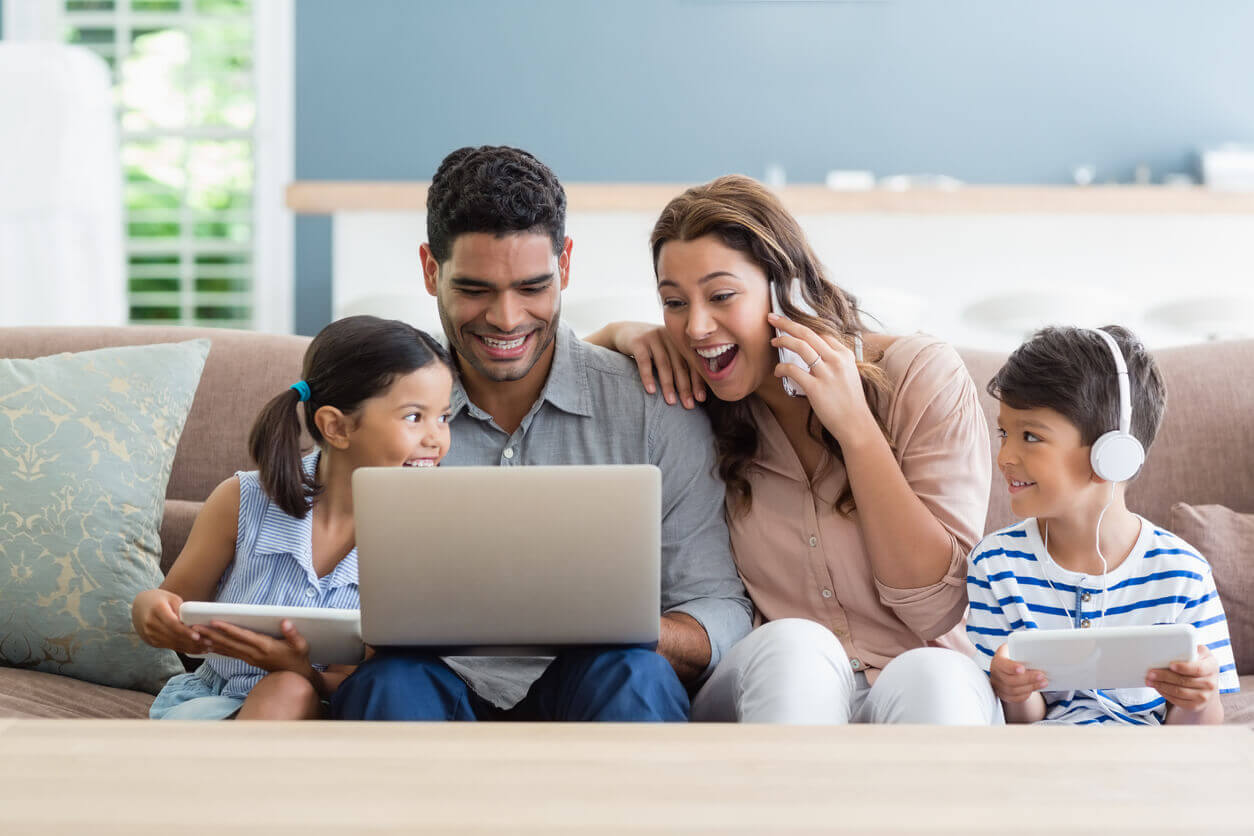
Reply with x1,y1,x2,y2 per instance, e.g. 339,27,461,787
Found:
330,146,751,721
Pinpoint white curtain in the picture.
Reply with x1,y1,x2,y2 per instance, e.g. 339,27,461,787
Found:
0,43,125,326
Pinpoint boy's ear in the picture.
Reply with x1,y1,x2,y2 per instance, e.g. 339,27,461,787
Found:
314,406,353,450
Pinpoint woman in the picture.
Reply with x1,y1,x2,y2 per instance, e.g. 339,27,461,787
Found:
587,176,999,724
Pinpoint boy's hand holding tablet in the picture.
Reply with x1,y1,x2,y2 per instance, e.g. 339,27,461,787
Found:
990,643,1048,703
1146,644,1221,718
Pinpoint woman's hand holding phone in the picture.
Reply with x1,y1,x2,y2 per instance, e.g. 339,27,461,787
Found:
768,311,876,448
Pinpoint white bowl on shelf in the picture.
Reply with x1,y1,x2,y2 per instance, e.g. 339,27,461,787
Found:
335,292,442,336
1144,295,1254,342
962,289,1128,341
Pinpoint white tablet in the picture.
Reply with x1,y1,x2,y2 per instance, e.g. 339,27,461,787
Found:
179,602,365,667
1006,624,1197,691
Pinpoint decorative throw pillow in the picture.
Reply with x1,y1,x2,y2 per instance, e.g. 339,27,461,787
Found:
1169,502,1254,676
0,339,209,694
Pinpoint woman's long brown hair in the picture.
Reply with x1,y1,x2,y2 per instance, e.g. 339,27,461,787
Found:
650,175,893,516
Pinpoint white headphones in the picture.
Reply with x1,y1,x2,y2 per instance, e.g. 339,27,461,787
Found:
1088,328,1145,483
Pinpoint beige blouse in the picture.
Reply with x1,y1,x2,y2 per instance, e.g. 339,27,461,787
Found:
726,334,991,681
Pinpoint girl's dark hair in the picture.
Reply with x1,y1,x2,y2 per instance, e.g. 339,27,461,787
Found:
650,175,892,517
247,316,454,518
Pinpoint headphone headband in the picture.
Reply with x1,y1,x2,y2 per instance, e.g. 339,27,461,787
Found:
1090,328,1131,435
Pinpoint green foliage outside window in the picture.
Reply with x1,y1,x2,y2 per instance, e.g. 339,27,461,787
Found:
65,0,255,328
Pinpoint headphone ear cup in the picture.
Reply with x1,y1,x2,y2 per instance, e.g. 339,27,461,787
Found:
1090,430,1145,482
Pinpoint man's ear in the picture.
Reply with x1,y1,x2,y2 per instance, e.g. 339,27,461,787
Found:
419,243,440,297
558,237,573,291
314,405,353,450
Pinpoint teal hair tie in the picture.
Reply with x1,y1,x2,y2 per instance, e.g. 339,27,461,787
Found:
290,380,311,402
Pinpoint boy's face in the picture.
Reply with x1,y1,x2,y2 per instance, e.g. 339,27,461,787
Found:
996,402,1101,520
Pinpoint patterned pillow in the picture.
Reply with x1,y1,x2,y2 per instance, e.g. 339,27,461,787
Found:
0,339,209,694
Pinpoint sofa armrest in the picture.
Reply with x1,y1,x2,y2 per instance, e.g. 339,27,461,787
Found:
159,499,203,576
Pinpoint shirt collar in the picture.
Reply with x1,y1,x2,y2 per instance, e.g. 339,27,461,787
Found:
450,324,593,421
251,450,358,589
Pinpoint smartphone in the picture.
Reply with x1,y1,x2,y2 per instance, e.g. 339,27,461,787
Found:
770,278,818,398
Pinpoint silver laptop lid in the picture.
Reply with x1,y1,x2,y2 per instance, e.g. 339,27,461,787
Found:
353,465,661,652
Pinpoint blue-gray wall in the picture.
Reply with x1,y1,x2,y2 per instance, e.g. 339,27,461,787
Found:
293,0,1254,334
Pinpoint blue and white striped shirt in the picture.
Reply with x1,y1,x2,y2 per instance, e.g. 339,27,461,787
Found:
197,451,359,700
966,516,1239,725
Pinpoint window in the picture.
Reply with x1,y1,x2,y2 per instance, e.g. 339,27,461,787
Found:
4,0,292,332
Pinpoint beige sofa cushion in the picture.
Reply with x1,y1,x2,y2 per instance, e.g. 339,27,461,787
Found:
0,665,152,718
159,499,204,575
1169,503,1254,676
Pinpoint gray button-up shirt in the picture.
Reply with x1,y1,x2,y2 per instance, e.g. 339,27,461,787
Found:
441,325,752,708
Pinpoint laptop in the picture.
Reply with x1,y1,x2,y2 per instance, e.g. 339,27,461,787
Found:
352,465,661,654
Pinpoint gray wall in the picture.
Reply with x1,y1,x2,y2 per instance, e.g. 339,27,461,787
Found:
293,0,1254,334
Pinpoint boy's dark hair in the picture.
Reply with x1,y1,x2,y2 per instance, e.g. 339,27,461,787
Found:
247,316,454,518
425,145,566,262
987,325,1167,460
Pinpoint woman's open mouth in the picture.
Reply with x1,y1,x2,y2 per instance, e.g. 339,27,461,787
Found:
695,344,739,379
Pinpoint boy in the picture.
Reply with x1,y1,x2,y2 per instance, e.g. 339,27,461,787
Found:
967,325,1239,724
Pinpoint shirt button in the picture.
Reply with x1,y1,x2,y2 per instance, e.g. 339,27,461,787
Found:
305,588,316,599
1081,592,1092,602
809,536,818,547
821,588,833,599
503,448,514,459
850,659,862,670
1080,619,1091,628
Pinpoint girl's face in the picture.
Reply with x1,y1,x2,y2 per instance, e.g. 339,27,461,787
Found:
655,234,777,403
346,364,454,469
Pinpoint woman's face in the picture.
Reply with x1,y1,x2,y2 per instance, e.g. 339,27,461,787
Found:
655,234,777,403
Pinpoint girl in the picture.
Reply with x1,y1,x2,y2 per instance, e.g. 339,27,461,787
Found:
132,316,454,720
587,176,1000,724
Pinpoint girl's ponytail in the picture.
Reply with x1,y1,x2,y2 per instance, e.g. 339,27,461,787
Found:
248,386,315,519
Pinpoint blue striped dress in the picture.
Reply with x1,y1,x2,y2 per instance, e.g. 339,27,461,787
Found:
966,516,1239,725
151,451,359,714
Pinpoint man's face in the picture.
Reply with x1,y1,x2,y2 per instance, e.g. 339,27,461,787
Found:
422,231,571,383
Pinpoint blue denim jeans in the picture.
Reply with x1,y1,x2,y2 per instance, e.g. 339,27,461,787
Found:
329,647,690,722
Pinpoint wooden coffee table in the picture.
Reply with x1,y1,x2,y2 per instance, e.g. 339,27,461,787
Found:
1,720,1250,833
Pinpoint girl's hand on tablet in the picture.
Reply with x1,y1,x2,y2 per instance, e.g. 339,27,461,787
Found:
196,619,313,677
132,588,211,655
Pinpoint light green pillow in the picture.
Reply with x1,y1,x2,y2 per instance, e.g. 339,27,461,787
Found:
0,339,210,694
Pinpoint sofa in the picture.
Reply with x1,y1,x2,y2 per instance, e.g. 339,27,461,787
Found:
1,326,1251,722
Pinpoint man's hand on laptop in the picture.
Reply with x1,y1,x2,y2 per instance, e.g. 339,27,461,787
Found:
658,612,712,684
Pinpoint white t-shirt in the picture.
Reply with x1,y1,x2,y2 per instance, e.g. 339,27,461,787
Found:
966,516,1240,725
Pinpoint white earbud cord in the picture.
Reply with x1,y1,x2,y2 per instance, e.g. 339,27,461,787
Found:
1041,479,1114,626
1040,480,1119,722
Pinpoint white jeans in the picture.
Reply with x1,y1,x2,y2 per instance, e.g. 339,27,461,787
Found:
691,618,1003,725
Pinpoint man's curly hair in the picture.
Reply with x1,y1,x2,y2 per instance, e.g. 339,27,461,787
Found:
426,146,567,262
